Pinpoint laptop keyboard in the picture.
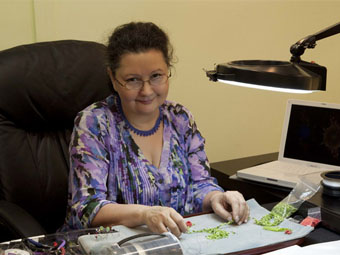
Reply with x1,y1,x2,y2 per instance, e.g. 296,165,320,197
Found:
265,161,324,175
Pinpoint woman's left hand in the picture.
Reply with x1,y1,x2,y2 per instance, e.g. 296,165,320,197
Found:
207,191,250,225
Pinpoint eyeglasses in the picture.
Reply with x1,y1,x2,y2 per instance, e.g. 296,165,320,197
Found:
115,71,171,90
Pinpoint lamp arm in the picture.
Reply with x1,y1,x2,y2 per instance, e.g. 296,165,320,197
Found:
290,22,340,62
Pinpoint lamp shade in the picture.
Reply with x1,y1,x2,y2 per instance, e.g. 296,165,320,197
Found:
206,60,326,93
206,22,340,93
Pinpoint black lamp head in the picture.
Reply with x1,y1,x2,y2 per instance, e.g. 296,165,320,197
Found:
206,22,340,93
206,60,326,93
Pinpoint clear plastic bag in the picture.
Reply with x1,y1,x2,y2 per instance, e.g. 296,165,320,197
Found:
256,171,322,226
273,171,322,218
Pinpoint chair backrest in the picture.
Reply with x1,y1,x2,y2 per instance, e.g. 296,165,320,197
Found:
0,40,113,235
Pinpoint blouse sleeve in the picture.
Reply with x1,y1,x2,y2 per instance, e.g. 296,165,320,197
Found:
66,109,114,229
183,109,224,212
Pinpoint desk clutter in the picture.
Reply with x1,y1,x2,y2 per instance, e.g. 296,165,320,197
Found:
0,226,182,255
0,228,99,255
0,199,315,255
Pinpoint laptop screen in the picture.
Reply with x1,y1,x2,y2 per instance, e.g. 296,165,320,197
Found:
284,103,340,166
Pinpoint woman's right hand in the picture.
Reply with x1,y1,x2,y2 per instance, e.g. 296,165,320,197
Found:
142,206,187,237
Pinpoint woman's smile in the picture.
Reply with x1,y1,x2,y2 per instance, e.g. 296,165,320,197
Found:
137,97,155,105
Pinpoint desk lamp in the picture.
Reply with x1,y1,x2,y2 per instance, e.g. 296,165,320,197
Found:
206,22,340,93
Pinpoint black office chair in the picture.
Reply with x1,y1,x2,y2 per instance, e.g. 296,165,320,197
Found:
0,40,113,242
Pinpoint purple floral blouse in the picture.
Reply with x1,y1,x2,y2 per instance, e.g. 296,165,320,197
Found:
61,94,223,231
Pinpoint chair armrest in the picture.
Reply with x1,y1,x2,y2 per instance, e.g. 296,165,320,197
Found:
0,200,46,239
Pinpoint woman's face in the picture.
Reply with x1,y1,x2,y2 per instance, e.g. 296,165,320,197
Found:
109,49,169,118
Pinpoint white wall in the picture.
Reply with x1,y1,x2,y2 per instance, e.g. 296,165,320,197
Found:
2,0,340,162
0,0,35,49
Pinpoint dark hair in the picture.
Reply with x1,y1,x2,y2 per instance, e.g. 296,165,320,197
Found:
107,22,174,74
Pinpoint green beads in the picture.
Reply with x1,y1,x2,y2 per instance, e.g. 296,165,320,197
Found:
271,202,297,218
255,202,297,227
254,212,285,226
187,222,235,240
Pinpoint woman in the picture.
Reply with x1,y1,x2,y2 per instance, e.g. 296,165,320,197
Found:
62,22,249,237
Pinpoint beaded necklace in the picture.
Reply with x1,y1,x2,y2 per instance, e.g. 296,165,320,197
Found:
117,97,162,137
